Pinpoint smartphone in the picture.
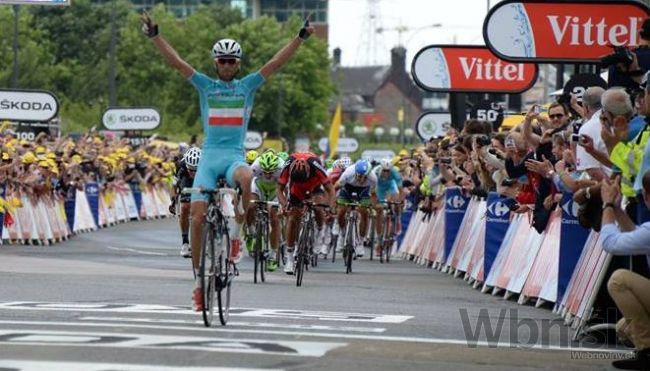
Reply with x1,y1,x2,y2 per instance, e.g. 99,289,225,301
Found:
440,158,452,164
533,105,541,114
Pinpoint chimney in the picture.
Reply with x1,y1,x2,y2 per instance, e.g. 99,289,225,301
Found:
391,46,406,71
333,47,342,67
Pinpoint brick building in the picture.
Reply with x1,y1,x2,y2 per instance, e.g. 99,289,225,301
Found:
331,46,424,131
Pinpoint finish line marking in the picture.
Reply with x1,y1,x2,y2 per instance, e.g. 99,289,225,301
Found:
0,329,345,357
0,361,280,371
0,302,412,324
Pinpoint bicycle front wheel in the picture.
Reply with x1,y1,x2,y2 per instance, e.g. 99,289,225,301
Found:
216,222,232,325
200,223,216,327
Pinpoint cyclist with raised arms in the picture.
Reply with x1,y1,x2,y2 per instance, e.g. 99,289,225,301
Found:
372,158,403,253
277,152,336,274
170,146,201,258
245,150,284,271
141,11,314,311
336,159,377,258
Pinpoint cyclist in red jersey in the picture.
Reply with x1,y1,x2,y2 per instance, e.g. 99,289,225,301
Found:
277,152,336,274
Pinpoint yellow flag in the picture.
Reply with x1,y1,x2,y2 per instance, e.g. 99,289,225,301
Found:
328,103,342,159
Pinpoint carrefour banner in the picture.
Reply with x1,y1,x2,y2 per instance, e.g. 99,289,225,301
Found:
397,191,417,248
444,187,470,260
64,186,76,232
484,192,514,277
85,182,100,226
558,192,590,301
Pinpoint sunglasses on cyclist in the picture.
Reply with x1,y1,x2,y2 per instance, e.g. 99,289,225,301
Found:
217,58,238,65
549,113,564,119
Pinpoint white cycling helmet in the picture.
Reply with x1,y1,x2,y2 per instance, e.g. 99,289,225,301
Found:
380,158,392,170
211,38,242,59
338,157,352,169
183,147,201,169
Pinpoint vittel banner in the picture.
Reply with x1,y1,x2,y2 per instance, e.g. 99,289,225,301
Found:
102,108,161,131
484,0,649,63
411,45,538,93
0,89,59,122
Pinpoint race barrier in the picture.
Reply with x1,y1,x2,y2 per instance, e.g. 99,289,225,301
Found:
1,183,171,246
399,189,611,335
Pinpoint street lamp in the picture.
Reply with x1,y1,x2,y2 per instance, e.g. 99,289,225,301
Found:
389,127,399,139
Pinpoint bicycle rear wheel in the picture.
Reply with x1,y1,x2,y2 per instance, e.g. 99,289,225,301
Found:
200,223,216,327
253,220,264,284
216,221,232,325
344,220,354,274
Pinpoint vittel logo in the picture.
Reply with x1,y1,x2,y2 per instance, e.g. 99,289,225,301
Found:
459,58,525,81
547,16,642,46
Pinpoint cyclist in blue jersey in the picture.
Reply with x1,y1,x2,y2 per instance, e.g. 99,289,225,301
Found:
141,11,314,311
372,158,403,252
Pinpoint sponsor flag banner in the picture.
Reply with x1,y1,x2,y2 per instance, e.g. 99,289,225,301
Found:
483,0,650,63
444,188,470,261
412,45,538,93
0,184,5,236
558,192,590,302
484,192,514,278
85,182,100,226
327,103,342,159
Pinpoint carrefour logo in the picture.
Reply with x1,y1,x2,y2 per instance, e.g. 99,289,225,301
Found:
86,185,99,195
562,199,580,224
446,195,466,209
487,201,510,218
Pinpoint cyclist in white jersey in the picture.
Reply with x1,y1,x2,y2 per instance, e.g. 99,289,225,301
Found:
141,12,314,311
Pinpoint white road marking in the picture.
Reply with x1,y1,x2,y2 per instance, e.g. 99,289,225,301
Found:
80,316,387,333
0,329,345,357
106,245,169,256
0,302,412,323
0,320,633,355
0,360,280,371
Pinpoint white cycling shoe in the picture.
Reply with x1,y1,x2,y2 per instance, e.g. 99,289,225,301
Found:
180,243,191,258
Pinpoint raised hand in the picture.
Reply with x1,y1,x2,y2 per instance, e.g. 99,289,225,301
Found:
298,13,315,40
140,11,159,39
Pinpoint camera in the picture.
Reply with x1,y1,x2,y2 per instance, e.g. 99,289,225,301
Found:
440,158,452,165
475,135,491,147
600,45,634,68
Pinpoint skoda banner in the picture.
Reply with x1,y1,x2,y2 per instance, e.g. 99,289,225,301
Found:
245,131,263,150
0,89,59,122
444,187,470,262
102,108,161,131
318,137,359,153
558,193,590,301
484,192,515,278
483,0,650,63
412,45,538,93
415,112,452,141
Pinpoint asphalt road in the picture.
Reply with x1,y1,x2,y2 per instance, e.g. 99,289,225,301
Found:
0,218,630,370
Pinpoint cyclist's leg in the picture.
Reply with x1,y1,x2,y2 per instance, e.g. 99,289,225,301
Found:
246,178,262,227
269,203,280,251
358,188,371,238
284,195,304,273
190,161,217,272
178,177,193,256
229,162,253,224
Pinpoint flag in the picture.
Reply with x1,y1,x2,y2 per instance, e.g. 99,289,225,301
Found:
327,103,342,159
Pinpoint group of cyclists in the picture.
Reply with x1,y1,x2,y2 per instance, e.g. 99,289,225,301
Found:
140,11,405,312
173,146,407,273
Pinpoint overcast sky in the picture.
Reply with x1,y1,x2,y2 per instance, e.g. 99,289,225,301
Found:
328,0,498,68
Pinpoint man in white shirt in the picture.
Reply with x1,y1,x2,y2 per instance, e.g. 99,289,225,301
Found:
600,171,650,370
577,87,610,181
